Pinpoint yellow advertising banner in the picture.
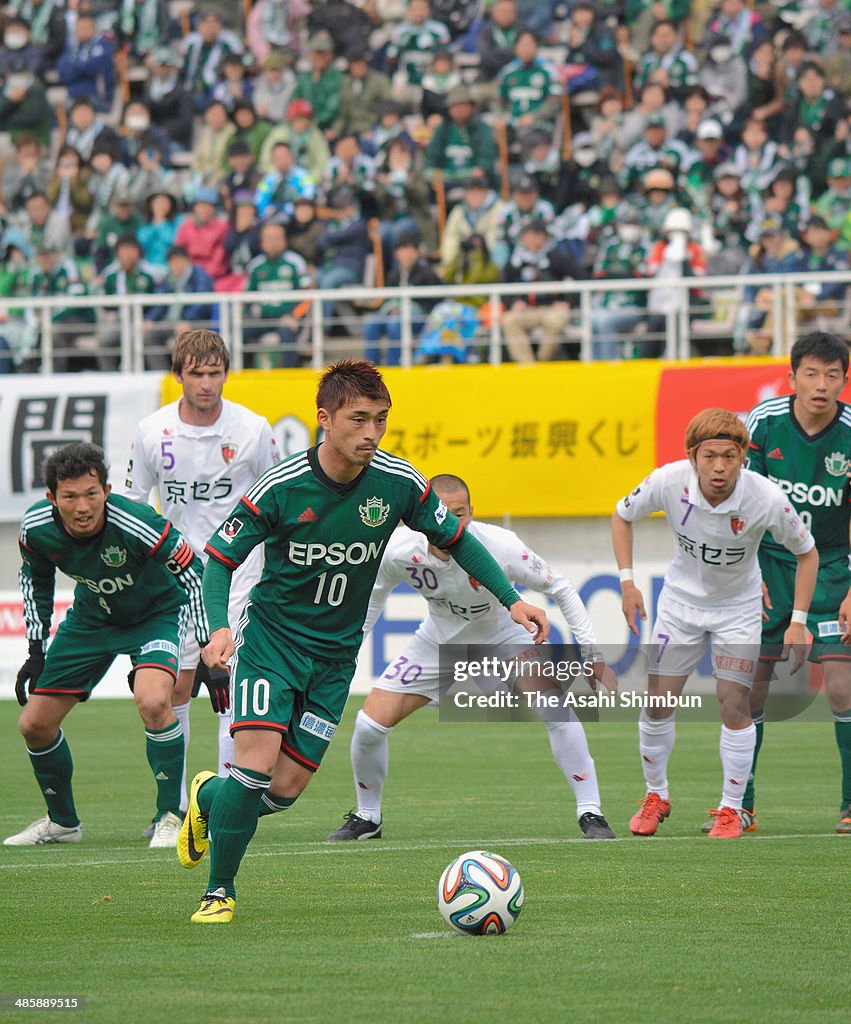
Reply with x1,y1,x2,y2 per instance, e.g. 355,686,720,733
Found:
163,362,663,517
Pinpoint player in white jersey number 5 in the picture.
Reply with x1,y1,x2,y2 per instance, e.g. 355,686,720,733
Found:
326,473,619,842
612,409,818,838
124,330,279,836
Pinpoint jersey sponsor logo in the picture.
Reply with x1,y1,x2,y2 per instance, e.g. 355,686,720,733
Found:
222,443,238,465
70,571,135,594
818,620,842,637
299,712,336,741
140,639,179,657
767,447,783,460
217,517,244,544
434,500,448,525
468,576,482,591
769,476,845,507
287,539,386,566
824,452,851,478
297,507,318,523
359,496,391,528
730,516,746,536
100,545,127,568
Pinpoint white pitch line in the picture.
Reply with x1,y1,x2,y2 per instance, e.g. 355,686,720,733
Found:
0,832,845,871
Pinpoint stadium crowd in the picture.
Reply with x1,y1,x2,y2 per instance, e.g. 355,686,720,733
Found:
0,0,850,370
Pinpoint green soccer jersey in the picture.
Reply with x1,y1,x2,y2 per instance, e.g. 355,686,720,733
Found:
246,251,311,318
204,446,518,660
746,396,851,565
19,493,209,641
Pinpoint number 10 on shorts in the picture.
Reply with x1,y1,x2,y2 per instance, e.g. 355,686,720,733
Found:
238,677,270,717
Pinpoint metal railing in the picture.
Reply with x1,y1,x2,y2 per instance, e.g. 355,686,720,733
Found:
2,270,849,373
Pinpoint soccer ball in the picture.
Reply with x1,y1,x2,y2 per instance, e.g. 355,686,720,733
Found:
437,850,524,935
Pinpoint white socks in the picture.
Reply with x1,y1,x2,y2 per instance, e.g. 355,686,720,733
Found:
352,709,392,824
544,718,601,817
638,710,676,800
719,723,756,810
173,700,190,813
218,710,234,777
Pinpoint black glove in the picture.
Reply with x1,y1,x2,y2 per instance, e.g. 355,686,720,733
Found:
193,659,231,714
15,641,45,706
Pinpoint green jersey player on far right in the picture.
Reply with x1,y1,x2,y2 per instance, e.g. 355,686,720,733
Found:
708,332,851,835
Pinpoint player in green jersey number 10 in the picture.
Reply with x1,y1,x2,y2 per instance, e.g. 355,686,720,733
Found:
177,360,549,923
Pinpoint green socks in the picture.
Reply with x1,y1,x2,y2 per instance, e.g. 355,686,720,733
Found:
27,730,79,828
259,793,298,817
145,720,184,819
832,712,851,807
742,714,764,811
206,766,271,898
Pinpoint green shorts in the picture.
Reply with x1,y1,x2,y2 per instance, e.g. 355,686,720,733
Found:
33,605,188,701
230,605,356,772
759,551,850,663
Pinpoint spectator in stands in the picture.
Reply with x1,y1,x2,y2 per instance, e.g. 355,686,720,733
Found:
0,16,47,78
137,186,182,273
284,196,324,268
316,185,370,324
682,119,728,219
292,31,344,135
624,0,690,56
12,0,66,70
21,191,72,261
247,0,310,63
211,53,254,112
144,245,217,368
375,137,437,256
700,33,747,119
144,46,195,152
254,140,316,220
424,86,499,192
621,81,677,153
116,0,172,58
590,207,650,360
796,215,848,324
245,219,311,367
706,162,752,273
182,9,244,108
493,173,556,268
363,231,442,365
807,0,848,55
57,13,115,111
191,100,236,186
174,188,230,282
306,0,374,60
30,243,95,373
421,49,462,122
622,114,689,192
520,129,596,211
86,141,131,243
253,52,297,124
46,146,93,237
825,15,851,98
0,239,33,372
812,157,851,243
364,99,415,157
221,140,259,211
562,0,619,91
783,62,847,148
194,0,244,31
737,217,805,353
703,0,765,58
230,99,273,163
332,50,392,139
440,168,503,272
126,138,176,204
259,99,330,180
96,233,158,370
93,190,143,273
322,134,376,212
3,135,49,214
478,0,523,84
386,0,451,98
674,85,713,146
634,166,679,240
569,131,611,200
779,31,809,106
222,195,261,286
633,19,698,101
732,115,781,200
644,206,707,357
120,100,172,169
65,97,118,163
0,58,52,150
498,30,562,141
501,219,578,364
762,168,807,238
442,229,500,319
745,39,785,136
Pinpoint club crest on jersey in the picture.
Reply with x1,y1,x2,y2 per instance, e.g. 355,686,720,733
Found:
221,443,238,465
100,545,127,568
825,452,850,477
359,496,390,528
730,516,747,536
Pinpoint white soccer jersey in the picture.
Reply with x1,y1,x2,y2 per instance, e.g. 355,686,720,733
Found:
123,397,279,579
616,459,815,609
364,520,599,651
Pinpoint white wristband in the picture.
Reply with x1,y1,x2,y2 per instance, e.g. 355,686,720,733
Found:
619,568,634,583
790,610,808,625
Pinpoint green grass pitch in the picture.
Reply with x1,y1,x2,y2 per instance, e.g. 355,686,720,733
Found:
2,697,850,1024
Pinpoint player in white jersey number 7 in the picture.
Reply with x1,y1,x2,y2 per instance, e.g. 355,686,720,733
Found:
612,409,819,839
326,473,619,842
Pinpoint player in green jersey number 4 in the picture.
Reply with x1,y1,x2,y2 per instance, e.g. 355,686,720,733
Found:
702,332,851,834
5,443,210,849
178,360,549,923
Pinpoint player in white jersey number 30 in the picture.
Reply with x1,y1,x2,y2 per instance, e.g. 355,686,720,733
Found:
612,408,818,839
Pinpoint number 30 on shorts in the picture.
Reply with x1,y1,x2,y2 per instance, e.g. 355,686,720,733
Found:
237,677,270,716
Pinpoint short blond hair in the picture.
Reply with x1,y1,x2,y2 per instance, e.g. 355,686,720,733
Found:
684,408,749,454
172,329,230,375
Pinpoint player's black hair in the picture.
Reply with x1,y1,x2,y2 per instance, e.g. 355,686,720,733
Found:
317,360,392,414
430,474,470,502
44,443,109,495
790,332,850,375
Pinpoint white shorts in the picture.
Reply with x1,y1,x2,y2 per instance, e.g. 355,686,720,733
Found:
179,569,256,671
650,589,761,687
372,633,444,705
